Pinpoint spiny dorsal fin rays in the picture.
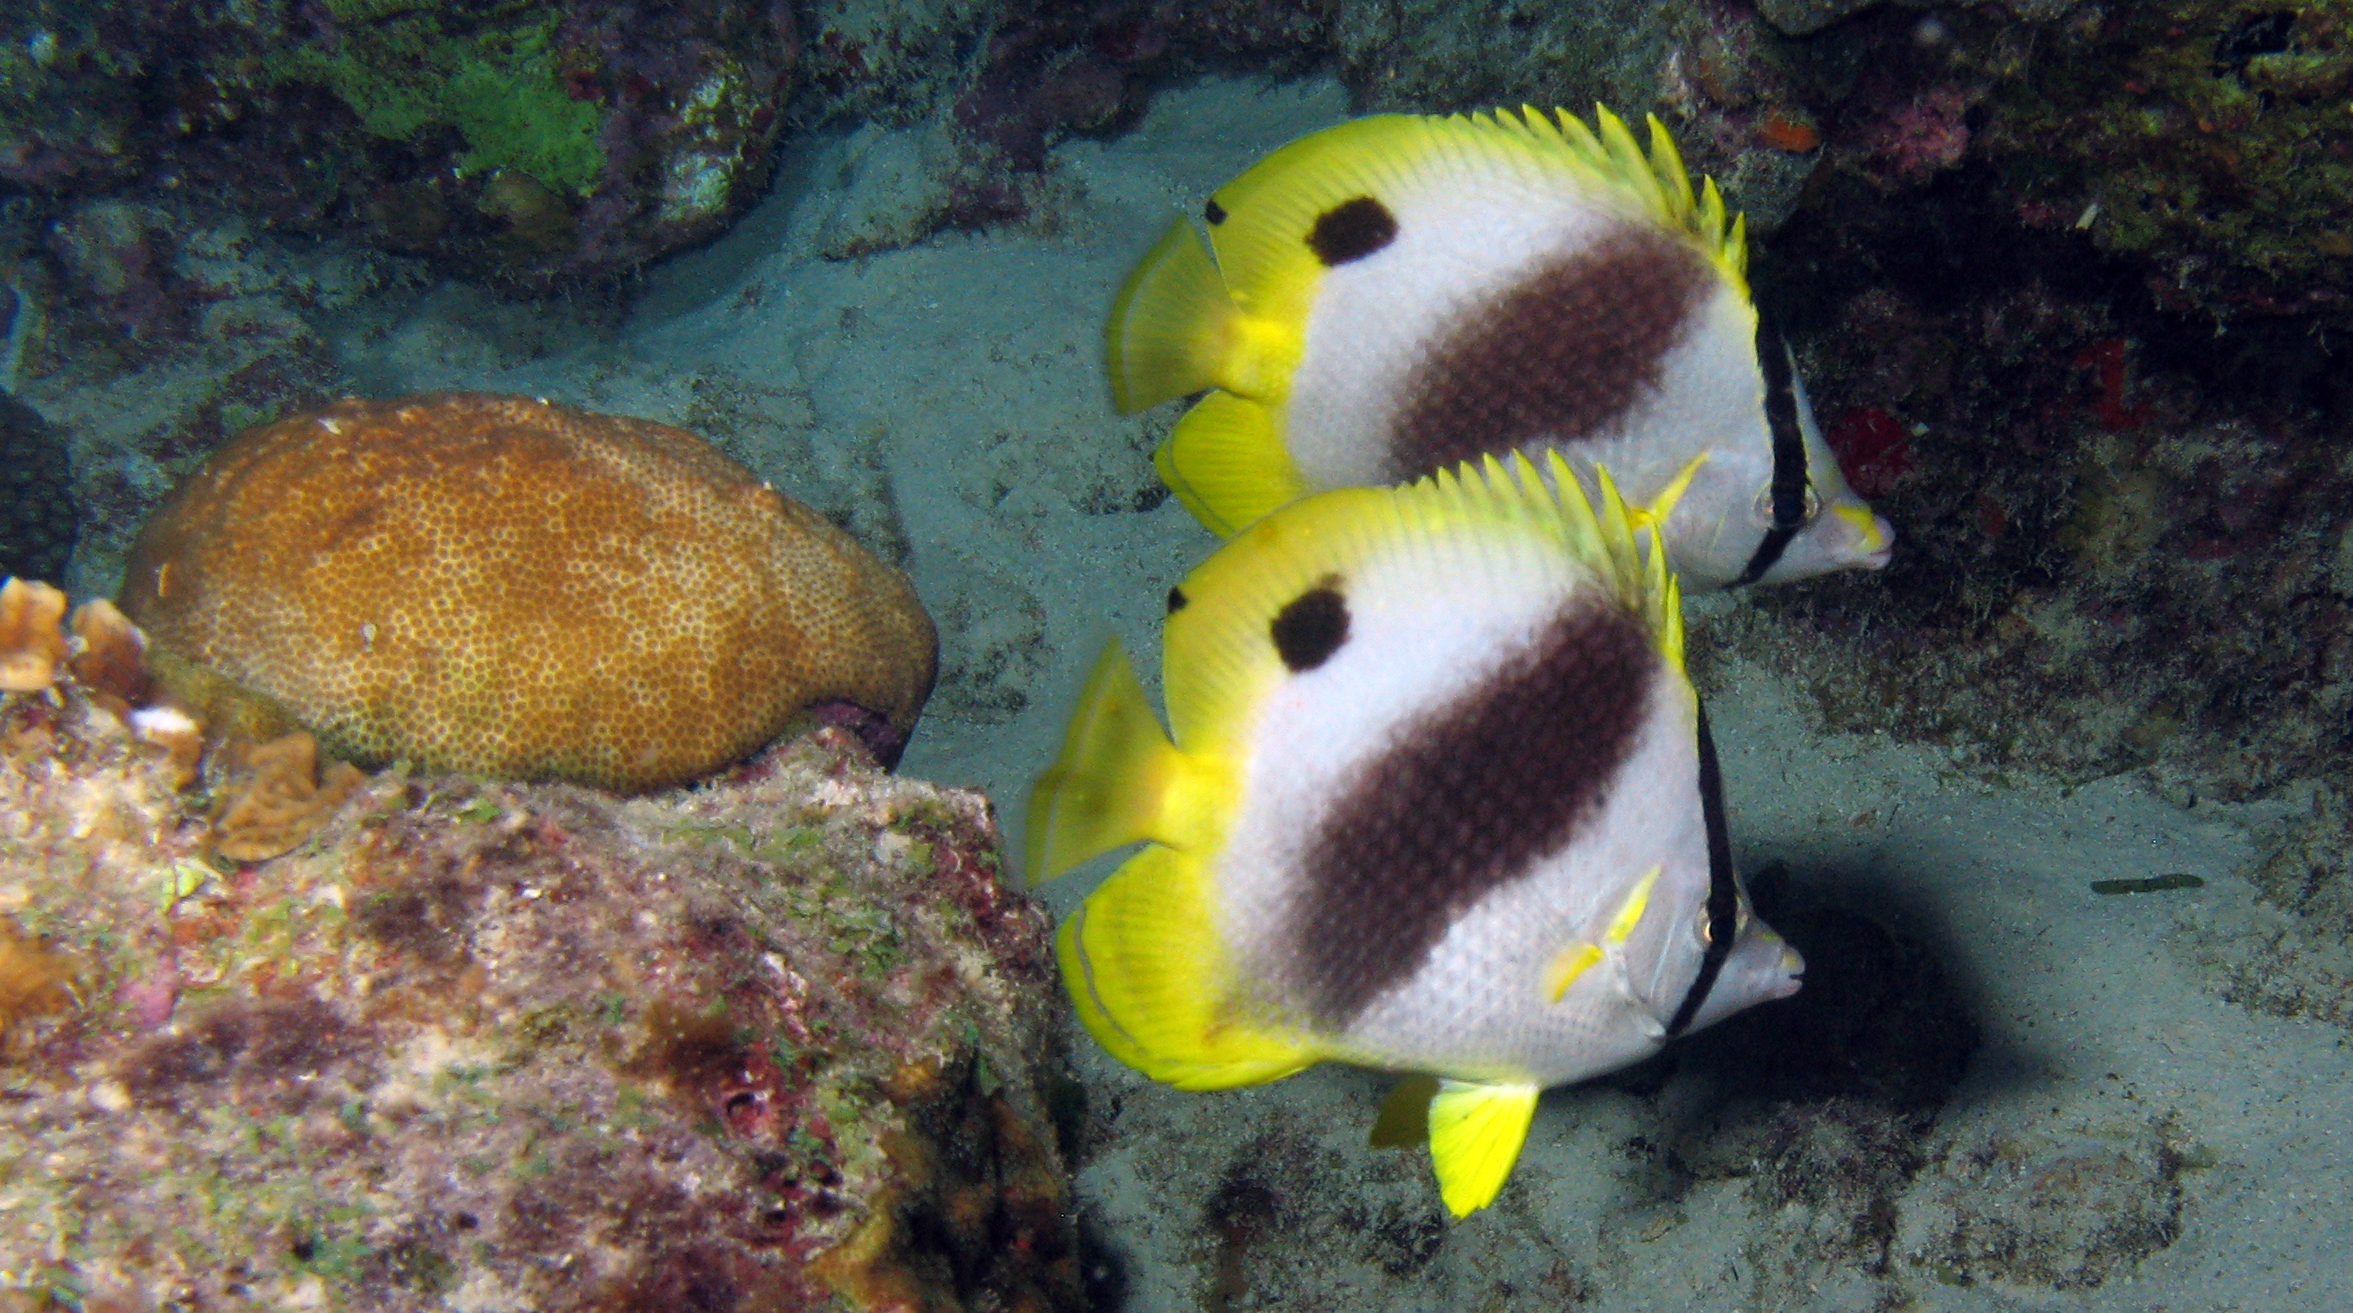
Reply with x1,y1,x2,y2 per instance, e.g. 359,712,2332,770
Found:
1646,114,1699,230
1577,456,1684,672
1490,105,1749,293
1388,452,1682,675
1596,107,1667,227
1653,521,1686,674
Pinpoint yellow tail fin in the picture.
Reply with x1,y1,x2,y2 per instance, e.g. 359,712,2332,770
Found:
1428,1078,1541,1218
1059,844,1318,1090
1026,640,1184,881
1155,391,1310,537
1107,217,1236,414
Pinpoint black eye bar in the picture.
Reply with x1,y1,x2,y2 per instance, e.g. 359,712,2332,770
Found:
1730,309,1812,588
1665,700,1741,1038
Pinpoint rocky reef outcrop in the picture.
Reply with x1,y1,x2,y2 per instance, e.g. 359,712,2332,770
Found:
0,605,1082,1312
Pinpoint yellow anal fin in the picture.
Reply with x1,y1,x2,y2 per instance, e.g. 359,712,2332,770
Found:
1543,864,1661,1003
1058,844,1316,1090
1108,217,1236,414
1155,390,1310,538
1026,640,1183,881
1428,1078,1542,1218
1369,1073,1440,1148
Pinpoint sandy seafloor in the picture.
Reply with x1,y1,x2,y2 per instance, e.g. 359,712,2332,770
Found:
268,76,2349,1310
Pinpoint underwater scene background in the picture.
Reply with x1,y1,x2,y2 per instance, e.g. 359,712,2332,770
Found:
2,0,2351,1308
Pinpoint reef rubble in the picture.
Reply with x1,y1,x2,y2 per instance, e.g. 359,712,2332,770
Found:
0,611,1082,1312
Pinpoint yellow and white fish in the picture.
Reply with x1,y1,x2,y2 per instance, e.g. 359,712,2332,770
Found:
1106,105,1893,591
1027,451,1803,1217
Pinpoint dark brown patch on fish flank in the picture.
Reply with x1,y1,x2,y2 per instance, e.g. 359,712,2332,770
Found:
1167,585,1189,613
1272,581,1349,672
1387,224,1711,479
1295,600,1658,1023
1307,197,1399,266
1205,199,1228,226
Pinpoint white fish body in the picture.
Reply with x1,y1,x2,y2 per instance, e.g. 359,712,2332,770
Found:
1108,106,1894,590
1030,452,1803,1217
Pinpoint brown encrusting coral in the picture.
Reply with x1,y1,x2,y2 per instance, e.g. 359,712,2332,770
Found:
120,393,939,792
0,654,1082,1312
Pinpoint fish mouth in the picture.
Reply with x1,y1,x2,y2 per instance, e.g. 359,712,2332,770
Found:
1776,945,1807,996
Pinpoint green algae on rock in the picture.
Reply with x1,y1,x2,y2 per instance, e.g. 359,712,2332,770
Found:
1980,1,2353,325
0,0,796,288
0,678,1083,1312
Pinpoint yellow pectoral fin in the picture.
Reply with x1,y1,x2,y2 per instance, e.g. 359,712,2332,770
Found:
1641,452,1710,529
1605,865,1662,945
1544,865,1661,1003
1543,943,1604,1004
1428,1079,1542,1218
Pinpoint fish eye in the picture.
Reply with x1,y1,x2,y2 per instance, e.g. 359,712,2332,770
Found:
1755,483,1824,529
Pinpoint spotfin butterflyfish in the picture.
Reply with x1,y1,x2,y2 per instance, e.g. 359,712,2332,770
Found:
1026,450,1803,1217
1105,105,1894,591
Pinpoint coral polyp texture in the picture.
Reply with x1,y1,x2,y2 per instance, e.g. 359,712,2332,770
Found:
118,393,937,793
0,671,1082,1312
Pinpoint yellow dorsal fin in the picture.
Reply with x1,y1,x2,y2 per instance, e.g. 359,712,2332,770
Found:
1557,455,1684,672
1198,106,1747,322
1428,1078,1542,1218
1026,640,1185,880
1161,452,1687,756
1508,105,1749,294
1106,216,1239,414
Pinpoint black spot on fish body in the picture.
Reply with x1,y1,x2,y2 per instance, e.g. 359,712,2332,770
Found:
1295,600,1658,1023
1308,197,1399,266
1387,224,1711,480
1204,199,1228,225
1272,582,1349,672
1167,585,1189,613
